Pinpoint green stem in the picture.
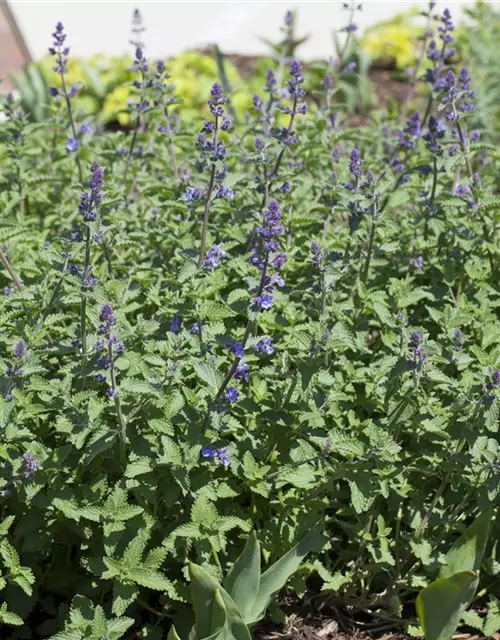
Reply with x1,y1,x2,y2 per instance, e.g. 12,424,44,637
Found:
79,226,92,387
198,116,219,267
60,73,83,183
0,245,23,291
108,341,127,467
361,217,376,285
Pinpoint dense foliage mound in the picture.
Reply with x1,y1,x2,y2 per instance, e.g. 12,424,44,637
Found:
0,4,499,639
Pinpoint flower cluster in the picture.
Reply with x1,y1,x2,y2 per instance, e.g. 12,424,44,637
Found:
130,7,145,49
485,369,500,403
95,304,123,398
341,1,363,33
130,47,150,113
254,337,274,355
22,453,40,480
453,329,463,351
48,22,69,75
187,83,233,203
441,67,475,123
203,243,227,269
69,162,104,287
397,112,423,152
6,339,27,378
311,242,326,272
277,60,306,145
423,116,446,154
201,444,230,466
424,8,456,92
253,200,287,310
79,160,104,222
409,331,428,367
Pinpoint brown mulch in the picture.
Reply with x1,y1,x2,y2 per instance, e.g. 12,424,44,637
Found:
249,595,500,640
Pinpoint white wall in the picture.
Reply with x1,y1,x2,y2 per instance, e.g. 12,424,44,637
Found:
9,0,474,62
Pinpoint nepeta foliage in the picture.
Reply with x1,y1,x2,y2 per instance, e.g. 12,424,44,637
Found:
0,3,499,637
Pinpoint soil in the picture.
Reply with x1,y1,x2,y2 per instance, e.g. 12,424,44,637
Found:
250,595,500,640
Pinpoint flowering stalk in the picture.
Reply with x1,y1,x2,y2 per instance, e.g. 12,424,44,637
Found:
197,83,231,267
123,47,149,186
204,201,286,423
322,1,360,127
154,60,179,182
2,95,27,217
400,1,435,121
275,10,295,93
36,254,71,332
97,304,127,465
48,22,83,182
77,161,104,385
421,8,456,127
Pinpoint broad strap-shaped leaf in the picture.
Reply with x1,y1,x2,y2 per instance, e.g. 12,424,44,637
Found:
416,571,478,640
250,522,324,623
223,531,261,622
167,625,182,640
439,507,492,579
189,564,251,640
208,590,227,640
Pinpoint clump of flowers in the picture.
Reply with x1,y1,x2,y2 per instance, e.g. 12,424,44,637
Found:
95,303,124,400
201,444,231,466
253,200,287,311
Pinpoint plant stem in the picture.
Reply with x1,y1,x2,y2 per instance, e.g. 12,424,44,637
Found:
108,341,127,467
400,8,433,121
79,226,92,386
162,103,179,182
424,156,438,241
202,253,269,430
0,245,23,291
361,216,376,285
36,255,70,332
60,73,83,183
455,119,494,273
198,116,219,267
123,115,140,185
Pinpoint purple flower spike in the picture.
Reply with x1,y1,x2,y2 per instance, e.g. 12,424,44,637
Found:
22,453,40,480
99,304,116,334
14,339,27,361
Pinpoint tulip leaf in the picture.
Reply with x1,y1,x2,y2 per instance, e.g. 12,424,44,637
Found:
223,530,261,622
416,571,478,640
440,507,492,579
250,522,324,623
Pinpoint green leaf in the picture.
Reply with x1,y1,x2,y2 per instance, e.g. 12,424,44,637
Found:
250,522,324,623
416,571,477,640
167,626,182,640
193,361,222,392
223,531,261,622
439,507,492,579
189,564,251,640
0,602,23,626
